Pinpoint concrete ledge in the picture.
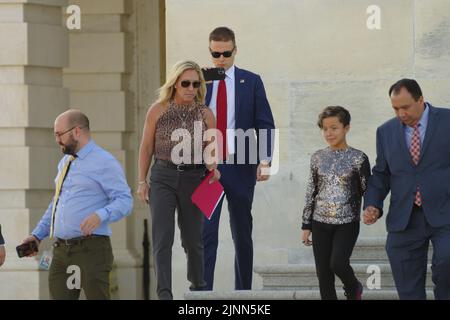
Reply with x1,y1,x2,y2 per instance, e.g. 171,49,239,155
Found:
28,23,68,67
75,14,123,33
71,0,131,15
64,74,122,91
71,91,126,131
66,33,126,73
0,0,67,7
184,289,435,300
185,290,296,300
254,263,434,289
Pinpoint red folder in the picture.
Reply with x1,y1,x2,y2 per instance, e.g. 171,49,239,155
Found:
191,171,224,220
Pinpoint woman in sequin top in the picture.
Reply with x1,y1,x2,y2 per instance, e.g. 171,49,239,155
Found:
137,60,220,299
301,106,371,300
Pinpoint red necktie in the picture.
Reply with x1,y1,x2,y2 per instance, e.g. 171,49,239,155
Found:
216,79,227,160
410,124,422,206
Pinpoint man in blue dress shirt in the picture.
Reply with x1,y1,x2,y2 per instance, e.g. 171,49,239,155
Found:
21,109,133,300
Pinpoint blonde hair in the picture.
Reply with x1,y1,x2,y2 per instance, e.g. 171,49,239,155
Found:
157,60,206,105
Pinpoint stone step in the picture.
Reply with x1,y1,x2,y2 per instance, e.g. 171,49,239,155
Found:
185,289,435,300
352,238,433,263
289,238,433,264
254,264,434,290
351,237,388,263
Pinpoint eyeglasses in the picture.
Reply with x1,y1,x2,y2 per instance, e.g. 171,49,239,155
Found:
209,47,235,58
180,80,201,88
54,126,82,138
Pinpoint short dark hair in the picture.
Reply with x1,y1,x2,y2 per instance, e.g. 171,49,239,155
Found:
389,79,423,101
209,27,236,46
317,106,351,129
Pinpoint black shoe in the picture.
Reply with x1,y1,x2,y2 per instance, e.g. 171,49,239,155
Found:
189,285,207,292
344,281,363,300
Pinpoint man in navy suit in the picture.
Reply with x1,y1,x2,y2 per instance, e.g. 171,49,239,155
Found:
364,79,450,299
202,27,275,290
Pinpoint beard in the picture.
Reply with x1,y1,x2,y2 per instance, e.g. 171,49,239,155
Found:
59,136,78,156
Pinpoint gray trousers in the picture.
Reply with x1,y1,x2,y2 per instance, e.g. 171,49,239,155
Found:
149,163,207,300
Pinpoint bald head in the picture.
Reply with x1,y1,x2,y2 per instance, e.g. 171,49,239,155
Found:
54,109,91,155
55,109,90,132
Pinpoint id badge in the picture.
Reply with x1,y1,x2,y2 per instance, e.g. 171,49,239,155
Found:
39,250,53,270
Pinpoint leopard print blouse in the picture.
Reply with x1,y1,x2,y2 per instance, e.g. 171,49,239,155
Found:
154,100,209,164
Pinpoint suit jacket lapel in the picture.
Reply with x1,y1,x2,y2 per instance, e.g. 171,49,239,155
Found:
420,104,438,162
205,82,213,107
234,66,244,128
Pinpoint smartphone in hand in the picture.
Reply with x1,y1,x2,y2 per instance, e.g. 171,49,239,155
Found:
16,241,38,258
202,68,225,81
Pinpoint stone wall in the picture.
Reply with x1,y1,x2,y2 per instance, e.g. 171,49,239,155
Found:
0,0,69,299
0,0,163,299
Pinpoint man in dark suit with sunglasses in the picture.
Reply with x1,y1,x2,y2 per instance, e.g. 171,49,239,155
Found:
203,26,275,291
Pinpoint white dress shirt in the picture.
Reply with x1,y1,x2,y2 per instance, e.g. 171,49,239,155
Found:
209,64,236,154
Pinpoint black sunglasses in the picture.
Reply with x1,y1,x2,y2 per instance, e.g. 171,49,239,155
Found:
180,80,201,88
209,47,235,58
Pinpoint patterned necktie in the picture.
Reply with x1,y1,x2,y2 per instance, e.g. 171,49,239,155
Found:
216,79,228,160
50,155,76,238
409,124,422,206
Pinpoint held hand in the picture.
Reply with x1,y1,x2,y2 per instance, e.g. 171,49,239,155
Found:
0,246,5,266
137,182,150,204
363,206,380,225
208,168,221,184
80,213,101,236
21,235,40,257
302,230,313,246
256,162,271,182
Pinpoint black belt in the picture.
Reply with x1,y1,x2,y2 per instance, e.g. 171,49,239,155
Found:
155,159,205,172
55,235,108,247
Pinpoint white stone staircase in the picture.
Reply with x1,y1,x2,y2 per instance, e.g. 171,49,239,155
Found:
185,238,435,300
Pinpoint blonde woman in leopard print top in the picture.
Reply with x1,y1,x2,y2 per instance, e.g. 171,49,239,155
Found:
137,60,220,300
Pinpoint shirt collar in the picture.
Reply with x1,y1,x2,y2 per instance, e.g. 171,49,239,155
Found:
225,64,235,81
404,103,429,130
76,139,96,160
418,102,429,128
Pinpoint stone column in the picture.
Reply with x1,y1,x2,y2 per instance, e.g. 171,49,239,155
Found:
64,0,142,299
0,0,69,299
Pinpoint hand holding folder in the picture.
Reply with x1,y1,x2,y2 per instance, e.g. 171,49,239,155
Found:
191,170,224,220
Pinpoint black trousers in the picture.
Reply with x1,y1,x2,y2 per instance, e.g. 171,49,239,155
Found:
311,220,360,300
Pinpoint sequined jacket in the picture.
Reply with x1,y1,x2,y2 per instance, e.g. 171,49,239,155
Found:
302,147,371,230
